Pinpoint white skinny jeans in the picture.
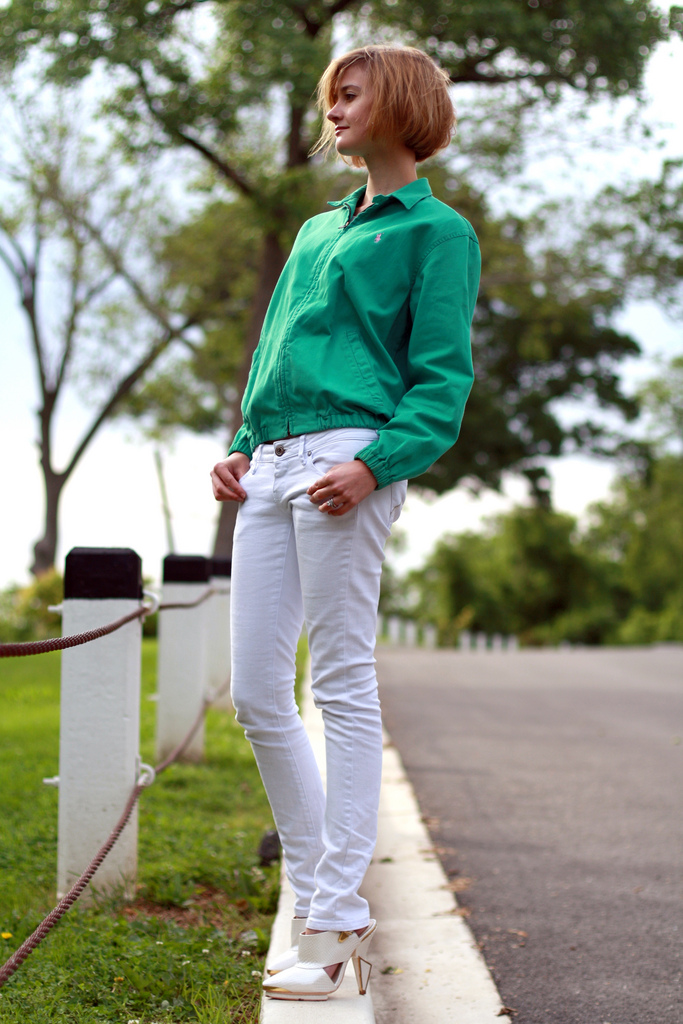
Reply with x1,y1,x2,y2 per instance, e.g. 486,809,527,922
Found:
230,428,406,931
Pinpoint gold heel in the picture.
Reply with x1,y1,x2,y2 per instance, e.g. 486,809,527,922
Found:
353,955,372,995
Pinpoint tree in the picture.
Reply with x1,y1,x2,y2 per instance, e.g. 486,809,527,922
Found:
585,454,683,642
403,357,683,647
637,354,683,452
413,171,643,502
406,505,619,645
0,96,198,574
0,0,675,555
585,158,683,319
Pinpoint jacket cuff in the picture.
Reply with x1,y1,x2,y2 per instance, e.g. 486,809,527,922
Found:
355,447,391,490
228,439,253,460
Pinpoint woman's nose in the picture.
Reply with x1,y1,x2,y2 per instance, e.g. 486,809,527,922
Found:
327,103,341,123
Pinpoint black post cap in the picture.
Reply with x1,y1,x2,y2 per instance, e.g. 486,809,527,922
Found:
211,557,232,578
163,554,211,583
64,548,143,600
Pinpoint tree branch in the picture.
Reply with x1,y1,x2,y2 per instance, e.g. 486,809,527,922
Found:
54,244,118,397
449,65,570,89
0,217,50,402
45,185,177,334
133,68,254,197
291,0,360,38
172,127,255,196
63,316,196,481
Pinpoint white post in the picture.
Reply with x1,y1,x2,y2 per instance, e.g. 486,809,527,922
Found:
507,635,519,651
492,633,503,651
475,632,488,651
208,557,232,711
57,547,143,900
459,630,471,650
404,620,417,647
156,555,210,763
423,624,437,649
388,616,401,645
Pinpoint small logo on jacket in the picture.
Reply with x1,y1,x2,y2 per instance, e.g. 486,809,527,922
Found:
374,232,382,243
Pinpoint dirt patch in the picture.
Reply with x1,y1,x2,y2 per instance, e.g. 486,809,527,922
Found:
120,886,253,931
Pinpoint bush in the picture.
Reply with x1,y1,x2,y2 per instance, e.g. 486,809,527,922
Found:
526,603,621,647
0,570,63,643
615,592,683,645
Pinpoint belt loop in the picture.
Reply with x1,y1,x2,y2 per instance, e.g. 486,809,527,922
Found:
252,444,261,474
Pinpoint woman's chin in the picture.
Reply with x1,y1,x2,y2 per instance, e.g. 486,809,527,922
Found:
336,143,363,162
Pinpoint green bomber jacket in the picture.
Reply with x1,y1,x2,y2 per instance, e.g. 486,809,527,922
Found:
229,177,480,489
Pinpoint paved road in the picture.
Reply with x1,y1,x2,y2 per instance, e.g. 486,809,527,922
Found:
376,645,682,1024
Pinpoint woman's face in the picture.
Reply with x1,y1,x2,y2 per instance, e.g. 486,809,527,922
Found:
326,63,374,159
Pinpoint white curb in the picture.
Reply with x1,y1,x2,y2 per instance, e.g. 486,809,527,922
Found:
260,663,505,1023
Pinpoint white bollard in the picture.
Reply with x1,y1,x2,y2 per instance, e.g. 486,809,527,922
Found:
459,630,471,650
492,633,504,650
475,632,488,651
208,557,232,711
388,615,402,645
156,555,211,763
423,624,437,649
57,547,143,900
404,620,417,647
507,635,519,651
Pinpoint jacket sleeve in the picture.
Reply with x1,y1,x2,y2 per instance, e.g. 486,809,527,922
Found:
355,231,480,489
228,338,267,460
228,422,253,460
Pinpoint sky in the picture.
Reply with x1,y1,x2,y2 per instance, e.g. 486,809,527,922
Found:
1,36,682,590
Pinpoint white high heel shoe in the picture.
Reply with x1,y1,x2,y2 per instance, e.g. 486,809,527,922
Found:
265,917,307,975
262,920,376,1001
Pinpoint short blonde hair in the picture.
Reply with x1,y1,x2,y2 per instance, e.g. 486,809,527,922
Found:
313,45,456,167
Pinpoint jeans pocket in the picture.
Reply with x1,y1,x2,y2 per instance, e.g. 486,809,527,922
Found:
307,429,378,474
389,480,408,524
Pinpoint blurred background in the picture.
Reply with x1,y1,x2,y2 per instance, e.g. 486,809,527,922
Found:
1,0,681,646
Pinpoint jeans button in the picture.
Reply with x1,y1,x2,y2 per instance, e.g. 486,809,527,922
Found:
275,444,285,456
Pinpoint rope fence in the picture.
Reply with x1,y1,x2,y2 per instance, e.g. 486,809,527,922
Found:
0,677,229,989
0,586,223,659
0,556,233,991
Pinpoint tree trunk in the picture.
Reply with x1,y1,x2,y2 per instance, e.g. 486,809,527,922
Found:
31,467,65,576
212,229,287,558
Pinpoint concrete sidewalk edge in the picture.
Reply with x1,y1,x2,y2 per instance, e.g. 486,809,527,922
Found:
260,663,505,1023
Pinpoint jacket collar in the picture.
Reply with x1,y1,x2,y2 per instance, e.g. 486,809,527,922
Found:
328,177,432,214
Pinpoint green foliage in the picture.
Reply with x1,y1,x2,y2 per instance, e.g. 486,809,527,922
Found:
637,354,683,451
407,505,616,645
0,0,671,103
416,171,642,500
366,0,671,96
586,454,683,622
0,640,278,1022
0,570,63,643
585,158,683,318
406,451,683,647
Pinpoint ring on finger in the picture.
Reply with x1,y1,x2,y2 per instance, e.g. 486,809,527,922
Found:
325,497,341,510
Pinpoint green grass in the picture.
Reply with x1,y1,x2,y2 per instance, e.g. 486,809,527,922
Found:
0,639,304,1023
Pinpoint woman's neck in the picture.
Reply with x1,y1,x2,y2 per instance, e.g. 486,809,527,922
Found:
358,146,417,211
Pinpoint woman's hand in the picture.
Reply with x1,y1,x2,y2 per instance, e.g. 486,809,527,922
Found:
210,452,251,502
307,459,377,516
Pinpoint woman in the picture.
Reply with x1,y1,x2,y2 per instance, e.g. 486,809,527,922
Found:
210,44,480,1002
